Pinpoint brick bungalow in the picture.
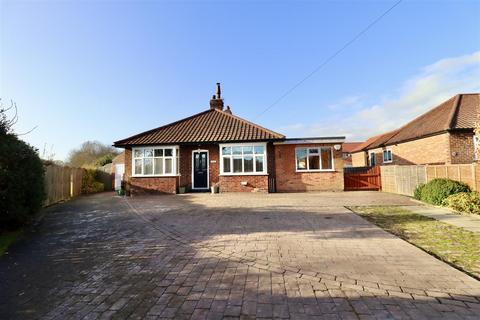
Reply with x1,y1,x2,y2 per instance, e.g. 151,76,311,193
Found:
351,93,479,167
114,84,345,194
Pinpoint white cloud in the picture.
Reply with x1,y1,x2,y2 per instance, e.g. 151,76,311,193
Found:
277,51,480,141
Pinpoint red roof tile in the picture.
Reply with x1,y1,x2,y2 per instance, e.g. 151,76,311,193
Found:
342,142,363,153
354,93,479,152
114,109,285,147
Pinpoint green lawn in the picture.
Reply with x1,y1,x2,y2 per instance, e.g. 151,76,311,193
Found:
350,206,480,279
0,229,23,256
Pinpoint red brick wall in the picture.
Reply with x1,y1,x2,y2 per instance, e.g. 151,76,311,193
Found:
274,144,344,192
450,132,475,164
218,175,269,192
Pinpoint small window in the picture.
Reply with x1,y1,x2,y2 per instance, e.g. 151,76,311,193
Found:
369,152,377,166
383,150,393,163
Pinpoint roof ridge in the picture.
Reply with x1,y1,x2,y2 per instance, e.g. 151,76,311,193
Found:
212,108,285,138
447,94,462,130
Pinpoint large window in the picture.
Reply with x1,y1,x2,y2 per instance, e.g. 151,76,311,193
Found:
296,147,333,171
220,143,267,175
383,149,393,163
132,146,179,176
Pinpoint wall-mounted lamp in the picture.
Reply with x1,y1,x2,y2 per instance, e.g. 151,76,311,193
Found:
334,144,342,151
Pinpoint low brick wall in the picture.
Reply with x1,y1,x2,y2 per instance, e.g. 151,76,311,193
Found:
218,175,268,192
129,177,178,194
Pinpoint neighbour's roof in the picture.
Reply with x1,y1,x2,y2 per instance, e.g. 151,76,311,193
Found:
114,108,285,147
353,93,479,152
342,142,363,153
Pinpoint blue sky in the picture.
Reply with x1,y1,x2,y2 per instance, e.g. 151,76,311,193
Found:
1,0,479,161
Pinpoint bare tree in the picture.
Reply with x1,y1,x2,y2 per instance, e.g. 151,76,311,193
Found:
67,141,119,168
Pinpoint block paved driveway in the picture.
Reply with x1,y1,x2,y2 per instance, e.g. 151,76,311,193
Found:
1,192,480,320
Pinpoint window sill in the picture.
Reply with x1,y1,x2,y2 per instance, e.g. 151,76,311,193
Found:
219,172,268,176
132,175,180,178
295,169,336,173
383,161,393,164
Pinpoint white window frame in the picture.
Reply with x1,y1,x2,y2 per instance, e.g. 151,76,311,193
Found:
295,147,335,172
369,152,377,166
132,145,179,177
219,142,268,176
382,149,393,163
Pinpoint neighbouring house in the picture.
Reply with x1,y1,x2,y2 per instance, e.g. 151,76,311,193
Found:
351,93,480,167
113,83,345,194
342,142,363,167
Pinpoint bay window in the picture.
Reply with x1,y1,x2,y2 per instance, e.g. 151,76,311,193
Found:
220,143,267,175
132,146,179,176
296,147,333,171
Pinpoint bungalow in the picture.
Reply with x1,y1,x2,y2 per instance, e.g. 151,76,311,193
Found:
113,83,345,194
351,93,479,167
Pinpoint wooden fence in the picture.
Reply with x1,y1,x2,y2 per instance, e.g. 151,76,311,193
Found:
44,165,85,206
381,164,479,196
344,166,382,191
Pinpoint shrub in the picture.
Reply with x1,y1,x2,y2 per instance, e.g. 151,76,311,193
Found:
81,169,105,194
443,192,480,215
413,183,425,200
414,178,471,205
0,134,45,229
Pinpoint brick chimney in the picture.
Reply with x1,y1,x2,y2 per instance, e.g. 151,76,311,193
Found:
209,83,224,110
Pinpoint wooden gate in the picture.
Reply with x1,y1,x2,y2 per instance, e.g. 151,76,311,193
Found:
344,166,381,191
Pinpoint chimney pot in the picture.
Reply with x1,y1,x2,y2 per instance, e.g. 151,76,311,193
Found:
210,83,224,110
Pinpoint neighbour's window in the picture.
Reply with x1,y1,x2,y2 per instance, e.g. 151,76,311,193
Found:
369,152,377,166
383,149,393,163
296,147,333,171
132,146,179,176
220,144,267,174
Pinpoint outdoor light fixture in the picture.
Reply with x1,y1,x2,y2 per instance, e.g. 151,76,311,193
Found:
334,144,341,151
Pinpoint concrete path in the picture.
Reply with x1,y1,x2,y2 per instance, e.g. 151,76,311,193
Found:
1,192,479,320
402,205,480,233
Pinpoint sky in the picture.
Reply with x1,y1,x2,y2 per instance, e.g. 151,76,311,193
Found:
1,0,480,161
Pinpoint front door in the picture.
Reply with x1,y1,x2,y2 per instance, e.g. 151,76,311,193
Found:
193,151,208,189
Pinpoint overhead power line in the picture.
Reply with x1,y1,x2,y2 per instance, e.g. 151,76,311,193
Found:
256,0,403,119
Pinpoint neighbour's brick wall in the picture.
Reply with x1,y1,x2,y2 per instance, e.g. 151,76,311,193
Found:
123,147,178,194
351,152,367,167
218,175,269,192
365,133,450,166
449,132,475,164
274,144,344,192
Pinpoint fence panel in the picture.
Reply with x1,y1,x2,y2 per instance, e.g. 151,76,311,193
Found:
44,165,85,206
381,164,478,196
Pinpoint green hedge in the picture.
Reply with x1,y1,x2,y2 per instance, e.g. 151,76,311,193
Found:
0,134,45,229
413,178,470,205
443,192,480,215
81,169,105,194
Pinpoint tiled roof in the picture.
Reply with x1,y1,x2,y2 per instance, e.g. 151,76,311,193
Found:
114,109,285,147
342,142,363,153
353,93,479,152
351,130,399,153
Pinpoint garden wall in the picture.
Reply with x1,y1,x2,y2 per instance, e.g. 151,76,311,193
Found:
381,164,479,196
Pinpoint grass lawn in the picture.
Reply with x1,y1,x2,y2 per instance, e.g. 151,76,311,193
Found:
0,229,23,256
350,206,480,280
